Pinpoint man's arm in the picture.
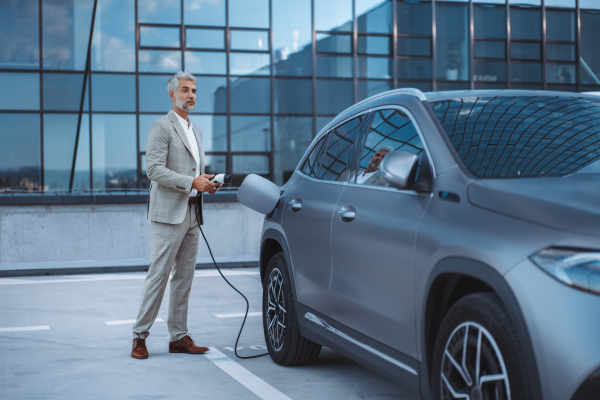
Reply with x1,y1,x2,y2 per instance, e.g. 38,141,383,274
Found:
146,120,194,193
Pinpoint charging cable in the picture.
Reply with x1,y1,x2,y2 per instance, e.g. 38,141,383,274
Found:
194,174,268,359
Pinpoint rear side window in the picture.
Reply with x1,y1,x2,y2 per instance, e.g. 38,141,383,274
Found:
300,133,329,178
318,115,365,181
430,96,600,178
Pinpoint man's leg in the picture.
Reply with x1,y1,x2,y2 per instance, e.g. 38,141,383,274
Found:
167,205,200,342
133,219,187,339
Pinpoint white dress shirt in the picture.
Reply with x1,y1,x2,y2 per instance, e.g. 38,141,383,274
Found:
171,110,200,197
356,170,377,184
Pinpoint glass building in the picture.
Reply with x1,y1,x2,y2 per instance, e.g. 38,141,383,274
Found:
1,0,600,195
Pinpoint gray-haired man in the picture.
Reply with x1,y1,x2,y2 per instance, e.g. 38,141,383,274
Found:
356,146,393,186
131,71,219,359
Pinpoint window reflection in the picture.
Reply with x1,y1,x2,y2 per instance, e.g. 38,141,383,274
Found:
229,0,269,28
0,0,39,69
358,57,392,79
357,0,392,34
317,56,353,78
43,73,86,111
140,27,180,48
436,2,470,82
274,116,313,185
316,79,353,115
316,34,352,54
184,0,225,26
185,51,227,75
581,10,600,85
0,73,40,110
546,64,576,84
272,0,312,77
232,155,269,186
315,0,352,32
194,115,227,152
92,74,136,112
138,50,182,73
274,79,313,115
229,53,270,76
138,75,174,112
186,29,225,49
357,80,393,101
91,0,135,72
0,114,41,192
139,114,164,152
194,77,227,113
230,77,270,114
231,30,269,51
231,116,271,151
138,0,181,24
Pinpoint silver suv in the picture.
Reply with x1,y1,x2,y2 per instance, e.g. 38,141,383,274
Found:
238,89,600,400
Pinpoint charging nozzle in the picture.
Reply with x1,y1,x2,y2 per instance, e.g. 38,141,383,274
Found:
209,173,231,185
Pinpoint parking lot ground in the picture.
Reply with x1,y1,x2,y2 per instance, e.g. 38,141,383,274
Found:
0,268,419,400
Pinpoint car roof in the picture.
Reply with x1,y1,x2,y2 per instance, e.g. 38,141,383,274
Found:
423,89,600,102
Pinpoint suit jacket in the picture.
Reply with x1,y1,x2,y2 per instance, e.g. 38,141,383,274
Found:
362,171,388,187
146,111,205,225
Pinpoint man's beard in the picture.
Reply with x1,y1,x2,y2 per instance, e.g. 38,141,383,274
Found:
175,97,195,112
369,160,379,169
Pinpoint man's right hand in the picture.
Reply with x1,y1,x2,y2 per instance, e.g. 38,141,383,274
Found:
192,174,219,194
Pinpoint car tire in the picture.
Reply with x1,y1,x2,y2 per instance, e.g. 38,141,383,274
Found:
431,292,534,400
262,252,321,366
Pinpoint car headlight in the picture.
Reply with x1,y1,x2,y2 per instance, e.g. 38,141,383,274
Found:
530,248,600,295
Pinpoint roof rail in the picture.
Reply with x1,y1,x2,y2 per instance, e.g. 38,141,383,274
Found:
338,88,427,116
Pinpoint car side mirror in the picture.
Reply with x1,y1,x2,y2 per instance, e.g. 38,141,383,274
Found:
237,174,280,214
379,151,419,190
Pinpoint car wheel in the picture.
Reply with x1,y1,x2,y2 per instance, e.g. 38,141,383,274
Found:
263,252,321,366
432,293,534,400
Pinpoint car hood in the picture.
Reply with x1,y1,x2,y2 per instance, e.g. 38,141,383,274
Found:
467,174,600,237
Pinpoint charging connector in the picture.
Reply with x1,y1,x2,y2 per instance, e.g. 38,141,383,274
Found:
194,175,268,360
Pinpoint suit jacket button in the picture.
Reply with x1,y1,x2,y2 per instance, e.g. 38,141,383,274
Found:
192,168,196,171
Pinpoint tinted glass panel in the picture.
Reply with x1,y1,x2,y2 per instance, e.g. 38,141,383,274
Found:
0,73,40,110
231,30,269,51
546,64,576,84
43,73,85,111
275,116,314,185
316,79,353,115
140,27,180,48
511,62,542,82
229,53,270,75
0,114,41,191
92,74,136,112
194,77,227,113
0,0,39,69
397,38,430,57
229,0,269,28
274,79,313,115
357,80,393,101
43,0,94,70
186,29,225,49
92,114,137,189
429,96,600,178
316,34,352,54
474,61,507,82
510,7,541,40
185,51,227,75
231,116,271,151
318,115,365,181
138,50,182,73
546,9,575,41
398,59,432,80
138,0,180,24
230,77,269,114
359,36,391,55
356,108,423,186
357,0,392,34
436,2,470,81
189,115,227,152
139,75,173,112
547,44,575,62
315,0,352,32
474,41,505,59
317,56,353,78
139,114,163,152
474,4,506,39
581,0,600,9
511,43,541,60
397,0,431,35
272,0,312,77
357,57,392,79
231,155,269,186
581,11,600,85
184,0,225,26
91,0,135,72
205,155,227,175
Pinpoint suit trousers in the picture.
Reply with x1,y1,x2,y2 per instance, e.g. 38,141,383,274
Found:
133,203,199,342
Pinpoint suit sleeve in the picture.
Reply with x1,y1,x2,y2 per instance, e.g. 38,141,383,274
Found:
146,120,194,193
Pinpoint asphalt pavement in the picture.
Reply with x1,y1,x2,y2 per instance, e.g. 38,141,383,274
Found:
0,268,419,400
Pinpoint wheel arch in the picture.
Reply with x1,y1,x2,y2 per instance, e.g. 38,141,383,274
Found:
421,257,543,400
260,229,297,301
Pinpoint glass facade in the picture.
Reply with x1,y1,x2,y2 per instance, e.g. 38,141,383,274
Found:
2,0,600,194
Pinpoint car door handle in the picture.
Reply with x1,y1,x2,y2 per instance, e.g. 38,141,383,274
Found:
288,198,302,211
338,205,356,221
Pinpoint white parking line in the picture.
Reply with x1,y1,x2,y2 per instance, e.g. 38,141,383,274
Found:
0,270,259,285
214,312,262,318
0,325,50,332
204,348,291,400
105,318,164,326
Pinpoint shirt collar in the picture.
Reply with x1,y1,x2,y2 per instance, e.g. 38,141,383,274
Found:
171,109,191,129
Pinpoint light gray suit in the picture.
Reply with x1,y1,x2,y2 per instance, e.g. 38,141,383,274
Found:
133,110,205,342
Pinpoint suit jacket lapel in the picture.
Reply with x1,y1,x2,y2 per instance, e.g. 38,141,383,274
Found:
192,124,205,173
168,111,194,159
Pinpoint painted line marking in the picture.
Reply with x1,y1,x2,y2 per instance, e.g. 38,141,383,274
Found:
214,312,262,318
0,325,50,332
105,318,164,326
204,347,291,400
0,270,259,285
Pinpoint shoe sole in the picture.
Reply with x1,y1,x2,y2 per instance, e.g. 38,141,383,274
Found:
169,349,209,354
131,355,148,359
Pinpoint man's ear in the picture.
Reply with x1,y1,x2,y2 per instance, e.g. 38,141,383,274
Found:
169,90,175,101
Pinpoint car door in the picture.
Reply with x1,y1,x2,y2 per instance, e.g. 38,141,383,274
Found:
329,107,433,358
282,114,367,317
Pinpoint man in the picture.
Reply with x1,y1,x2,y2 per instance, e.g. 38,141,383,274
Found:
355,146,393,186
131,71,219,359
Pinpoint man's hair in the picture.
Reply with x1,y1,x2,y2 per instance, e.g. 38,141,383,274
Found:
376,146,394,153
167,71,196,93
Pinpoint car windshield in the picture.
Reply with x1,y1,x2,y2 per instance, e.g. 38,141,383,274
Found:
429,96,600,178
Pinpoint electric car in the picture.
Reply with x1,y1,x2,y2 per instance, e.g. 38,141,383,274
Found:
238,89,600,400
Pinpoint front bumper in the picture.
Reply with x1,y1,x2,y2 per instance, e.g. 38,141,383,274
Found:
505,259,600,400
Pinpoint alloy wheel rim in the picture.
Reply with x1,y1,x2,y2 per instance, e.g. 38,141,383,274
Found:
440,322,510,400
266,268,286,351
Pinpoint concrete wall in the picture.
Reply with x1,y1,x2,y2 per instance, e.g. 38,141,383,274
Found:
0,202,264,275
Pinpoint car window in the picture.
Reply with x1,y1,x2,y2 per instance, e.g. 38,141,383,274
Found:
300,133,330,178
317,115,365,182
353,109,424,187
429,96,600,178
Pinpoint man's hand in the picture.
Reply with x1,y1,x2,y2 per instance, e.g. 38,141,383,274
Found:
192,174,219,194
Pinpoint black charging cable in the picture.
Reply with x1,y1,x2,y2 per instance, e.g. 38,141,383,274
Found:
194,189,268,359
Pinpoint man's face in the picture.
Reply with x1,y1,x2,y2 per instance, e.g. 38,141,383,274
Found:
368,150,389,169
170,79,196,112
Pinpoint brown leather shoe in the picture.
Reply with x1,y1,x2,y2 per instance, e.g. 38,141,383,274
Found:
131,338,148,359
169,335,209,354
